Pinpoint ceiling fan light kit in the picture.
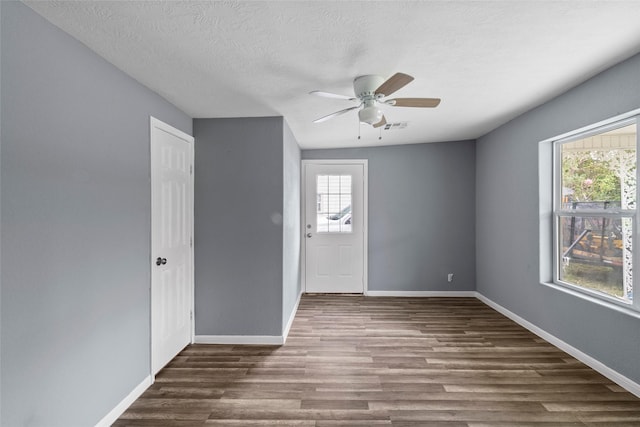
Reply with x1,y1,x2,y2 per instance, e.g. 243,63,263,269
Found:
311,72,441,132
359,102,383,125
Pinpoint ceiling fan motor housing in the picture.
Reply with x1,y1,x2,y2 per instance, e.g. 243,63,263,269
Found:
353,75,385,100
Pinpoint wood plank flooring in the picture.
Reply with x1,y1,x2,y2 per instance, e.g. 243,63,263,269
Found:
114,295,640,426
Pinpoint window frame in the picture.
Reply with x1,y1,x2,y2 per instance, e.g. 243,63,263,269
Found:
552,115,639,312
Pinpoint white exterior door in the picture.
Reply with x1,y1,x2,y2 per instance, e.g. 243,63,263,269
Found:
150,117,194,375
304,161,367,293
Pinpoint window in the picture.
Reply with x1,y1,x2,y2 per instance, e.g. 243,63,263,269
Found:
316,174,352,233
554,118,637,308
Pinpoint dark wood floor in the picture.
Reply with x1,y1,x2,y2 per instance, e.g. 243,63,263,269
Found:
114,295,640,426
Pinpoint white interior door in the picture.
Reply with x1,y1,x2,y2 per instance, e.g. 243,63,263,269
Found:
151,117,194,375
304,161,367,293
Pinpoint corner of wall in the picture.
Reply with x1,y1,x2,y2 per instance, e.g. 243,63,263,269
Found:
0,1,3,423
281,118,302,334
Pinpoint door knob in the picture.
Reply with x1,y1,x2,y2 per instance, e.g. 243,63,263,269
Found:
156,257,167,266
306,233,312,238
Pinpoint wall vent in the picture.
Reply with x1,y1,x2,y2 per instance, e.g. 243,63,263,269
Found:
383,122,408,130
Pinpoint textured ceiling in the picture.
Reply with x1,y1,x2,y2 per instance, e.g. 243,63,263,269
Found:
24,1,640,149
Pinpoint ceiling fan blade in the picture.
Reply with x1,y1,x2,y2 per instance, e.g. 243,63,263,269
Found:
313,106,360,123
372,115,387,128
375,72,414,96
309,90,356,101
388,98,441,108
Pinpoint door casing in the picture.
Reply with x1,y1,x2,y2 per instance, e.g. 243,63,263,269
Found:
301,159,368,293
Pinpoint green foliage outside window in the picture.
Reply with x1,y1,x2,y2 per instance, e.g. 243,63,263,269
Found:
562,152,621,203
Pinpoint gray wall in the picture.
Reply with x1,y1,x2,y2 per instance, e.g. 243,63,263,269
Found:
194,117,286,336
0,2,3,422
282,121,302,329
303,141,476,292
1,2,192,426
476,52,640,384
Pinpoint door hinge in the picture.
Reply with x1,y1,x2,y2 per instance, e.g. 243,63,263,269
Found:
190,311,193,320
190,164,193,175
190,236,193,248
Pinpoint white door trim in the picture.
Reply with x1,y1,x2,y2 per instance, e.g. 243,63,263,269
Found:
301,159,368,293
149,116,195,379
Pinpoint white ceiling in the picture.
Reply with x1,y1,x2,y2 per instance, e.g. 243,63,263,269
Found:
24,1,640,149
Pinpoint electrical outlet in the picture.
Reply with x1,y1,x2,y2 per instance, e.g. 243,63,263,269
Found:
447,273,454,283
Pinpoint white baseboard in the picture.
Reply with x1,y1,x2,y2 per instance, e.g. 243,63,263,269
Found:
476,293,640,399
194,335,284,345
283,291,303,344
194,291,303,346
365,290,477,297
95,375,152,427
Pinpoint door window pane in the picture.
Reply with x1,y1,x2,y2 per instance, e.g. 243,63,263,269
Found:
316,174,352,233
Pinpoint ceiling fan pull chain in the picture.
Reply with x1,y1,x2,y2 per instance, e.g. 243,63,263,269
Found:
379,127,382,141
358,122,361,140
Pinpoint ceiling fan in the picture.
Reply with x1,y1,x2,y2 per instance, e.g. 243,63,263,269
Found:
310,73,441,128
